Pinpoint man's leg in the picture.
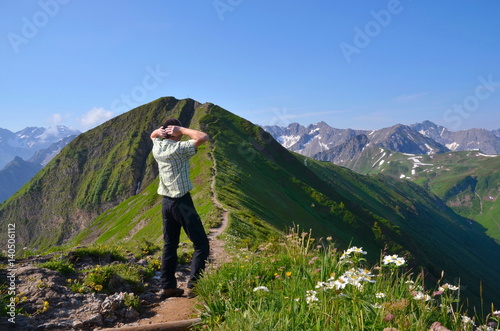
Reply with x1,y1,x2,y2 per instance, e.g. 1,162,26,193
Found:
177,193,210,289
161,197,182,290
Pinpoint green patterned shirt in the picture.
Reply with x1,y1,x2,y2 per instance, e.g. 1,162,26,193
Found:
152,138,196,198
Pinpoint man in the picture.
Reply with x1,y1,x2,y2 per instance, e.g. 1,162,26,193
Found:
150,118,210,299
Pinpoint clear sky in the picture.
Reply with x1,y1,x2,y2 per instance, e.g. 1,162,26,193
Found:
1,0,499,133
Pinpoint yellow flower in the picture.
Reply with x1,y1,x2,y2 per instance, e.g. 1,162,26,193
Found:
285,272,292,277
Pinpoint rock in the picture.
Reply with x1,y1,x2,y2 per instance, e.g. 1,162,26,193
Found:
124,307,140,320
84,313,104,327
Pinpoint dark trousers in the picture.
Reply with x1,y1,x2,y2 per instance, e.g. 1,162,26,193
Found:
161,193,210,289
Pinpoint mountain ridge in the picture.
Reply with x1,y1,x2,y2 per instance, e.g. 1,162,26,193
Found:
0,125,81,169
263,121,500,163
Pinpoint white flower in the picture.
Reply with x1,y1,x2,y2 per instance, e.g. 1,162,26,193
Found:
413,291,430,301
349,246,367,255
461,315,474,325
395,257,406,266
383,255,397,265
383,254,406,267
333,276,349,290
253,286,269,292
305,290,319,304
375,292,386,298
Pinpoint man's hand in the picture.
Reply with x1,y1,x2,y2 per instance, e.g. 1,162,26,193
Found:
165,125,183,137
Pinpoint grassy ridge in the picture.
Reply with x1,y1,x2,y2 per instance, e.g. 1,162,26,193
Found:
0,97,212,251
200,106,500,307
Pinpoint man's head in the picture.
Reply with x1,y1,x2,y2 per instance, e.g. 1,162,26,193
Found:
161,118,182,139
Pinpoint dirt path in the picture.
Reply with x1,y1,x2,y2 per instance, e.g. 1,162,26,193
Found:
113,151,229,329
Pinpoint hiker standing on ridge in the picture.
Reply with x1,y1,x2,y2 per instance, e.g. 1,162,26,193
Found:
150,118,210,299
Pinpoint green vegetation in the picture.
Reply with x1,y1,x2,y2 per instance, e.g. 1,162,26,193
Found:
196,228,499,330
38,258,76,275
0,97,216,252
356,149,500,244
201,105,500,307
1,96,499,312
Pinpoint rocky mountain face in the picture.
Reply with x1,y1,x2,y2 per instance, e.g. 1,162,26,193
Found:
410,120,500,154
0,126,80,203
0,126,80,169
262,121,499,168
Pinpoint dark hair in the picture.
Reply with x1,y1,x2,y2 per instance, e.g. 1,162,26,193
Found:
161,118,182,138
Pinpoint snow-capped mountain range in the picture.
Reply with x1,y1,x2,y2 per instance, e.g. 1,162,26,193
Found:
262,120,499,167
0,126,80,203
0,126,80,169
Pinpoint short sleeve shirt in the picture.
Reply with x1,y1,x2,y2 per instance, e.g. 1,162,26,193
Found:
152,138,197,198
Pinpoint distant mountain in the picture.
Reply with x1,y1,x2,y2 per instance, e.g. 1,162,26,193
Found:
410,120,500,154
0,156,42,203
263,122,449,167
0,126,80,202
29,134,79,166
263,121,499,167
1,97,500,308
493,129,500,137
0,125,80,167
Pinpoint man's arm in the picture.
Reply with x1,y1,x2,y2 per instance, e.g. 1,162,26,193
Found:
168,126,209,148
150,128,166,139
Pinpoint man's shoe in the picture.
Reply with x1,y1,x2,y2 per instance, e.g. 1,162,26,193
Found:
186,288,197,298
158,288,184,299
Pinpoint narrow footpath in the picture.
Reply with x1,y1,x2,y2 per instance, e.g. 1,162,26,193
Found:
103,150,230,330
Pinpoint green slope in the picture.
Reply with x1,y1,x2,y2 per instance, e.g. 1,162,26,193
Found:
355,149,500,244
0,97,215,250
199,106,500,307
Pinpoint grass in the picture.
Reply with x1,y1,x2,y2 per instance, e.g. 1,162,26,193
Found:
195,227,500,331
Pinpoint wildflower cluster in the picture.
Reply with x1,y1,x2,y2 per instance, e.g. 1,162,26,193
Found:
305,290,319,304
196,228,499,331
383,254,406,267
315,267,376,292
340,246,367,261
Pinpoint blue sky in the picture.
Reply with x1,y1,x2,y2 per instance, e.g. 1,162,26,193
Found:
1,0,499,133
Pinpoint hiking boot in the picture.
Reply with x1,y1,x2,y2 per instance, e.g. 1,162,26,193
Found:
158,288,184,299
186,288,197,299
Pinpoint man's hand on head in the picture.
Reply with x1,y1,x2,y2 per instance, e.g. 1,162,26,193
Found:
166,125,183,137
